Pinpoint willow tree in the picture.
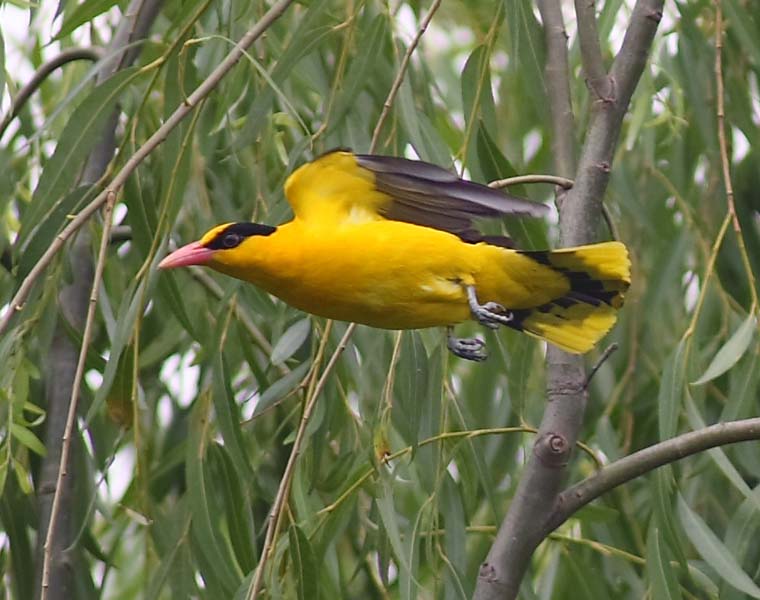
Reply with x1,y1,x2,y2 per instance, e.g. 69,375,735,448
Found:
1,1,759,599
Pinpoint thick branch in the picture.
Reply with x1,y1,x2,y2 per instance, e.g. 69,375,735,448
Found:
473,2,664,598
536,0,576,178
547,418,760,532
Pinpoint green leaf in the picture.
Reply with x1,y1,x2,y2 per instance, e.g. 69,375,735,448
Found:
647,525,683,600
10,423,46,456
270,318,310,366
0,30,6,106
211,355,253,480
289,524,319,600
685,394,760,513
186,395,242,596
677,494,760,598
17,67,141,253
461,45,497,135
659,339,686,440
213,445,256,573
252,360,309,417
16,185,91,282
652,467,690,571
88,278,145,424
393,330,428,449
105,342,134,428
330,14,387,130
691,315,756,385
376,481,412,593
54,0,120,40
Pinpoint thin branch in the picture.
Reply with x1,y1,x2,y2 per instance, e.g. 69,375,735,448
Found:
547,418,760,532
584,342,619,389
574,0,613,100
0,0,296,339
488,174,574,190
714,1,759,310
536,0,576,178
246,322,352,600
40,191,117,599
369,0,442,153
0,47,103,140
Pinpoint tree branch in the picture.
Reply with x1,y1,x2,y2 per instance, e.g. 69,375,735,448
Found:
536,0,576,179
473,2,664,598
547,418,760,532
488,174,574,190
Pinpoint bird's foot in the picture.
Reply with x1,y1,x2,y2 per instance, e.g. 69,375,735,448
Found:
447,331,488,362
466,286,513,329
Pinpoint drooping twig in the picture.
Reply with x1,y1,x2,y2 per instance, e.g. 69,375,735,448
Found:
245,7,445,593
714,1,759,310
246,321,351,600
39,191,117,599
0,47,103,140
0,0,297,339
584,343,619,389
369,0,442,153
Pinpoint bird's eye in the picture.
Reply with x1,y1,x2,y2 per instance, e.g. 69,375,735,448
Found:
223,233,242,248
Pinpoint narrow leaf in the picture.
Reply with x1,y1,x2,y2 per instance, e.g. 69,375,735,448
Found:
692,315,756,385
659,339,686,440
17,68,140,252
270,318,311,366
289,524,319,600
647,525,683,600
252,361,309,417
678,495,760,598
10,423,47,456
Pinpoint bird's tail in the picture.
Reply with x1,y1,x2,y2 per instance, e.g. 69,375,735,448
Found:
510,241,631,354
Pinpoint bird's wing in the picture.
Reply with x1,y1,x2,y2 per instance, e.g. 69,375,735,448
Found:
283,149,548,244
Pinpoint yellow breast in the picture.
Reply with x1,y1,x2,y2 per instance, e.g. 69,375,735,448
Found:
210,219,481,328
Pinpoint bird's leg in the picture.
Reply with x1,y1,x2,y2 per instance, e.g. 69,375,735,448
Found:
446,327,488,362
466,285,513,329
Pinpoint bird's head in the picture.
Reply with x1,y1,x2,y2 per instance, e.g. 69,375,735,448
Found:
158,221,277,271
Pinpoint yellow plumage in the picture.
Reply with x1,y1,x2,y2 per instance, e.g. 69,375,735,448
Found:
162,150,630,356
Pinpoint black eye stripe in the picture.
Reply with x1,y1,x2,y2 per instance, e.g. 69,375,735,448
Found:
205,222,277,250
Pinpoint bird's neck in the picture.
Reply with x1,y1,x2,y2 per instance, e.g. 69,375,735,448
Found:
209,221,304,293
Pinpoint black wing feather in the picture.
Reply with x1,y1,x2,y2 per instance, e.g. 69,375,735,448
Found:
354,153,548,245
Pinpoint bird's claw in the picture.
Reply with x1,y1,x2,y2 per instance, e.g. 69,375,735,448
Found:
466,287,514,329
447,335,488,361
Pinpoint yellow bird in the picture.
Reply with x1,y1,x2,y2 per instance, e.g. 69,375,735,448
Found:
159,150,630,361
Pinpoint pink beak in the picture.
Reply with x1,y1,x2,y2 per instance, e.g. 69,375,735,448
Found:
158,241,215,269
